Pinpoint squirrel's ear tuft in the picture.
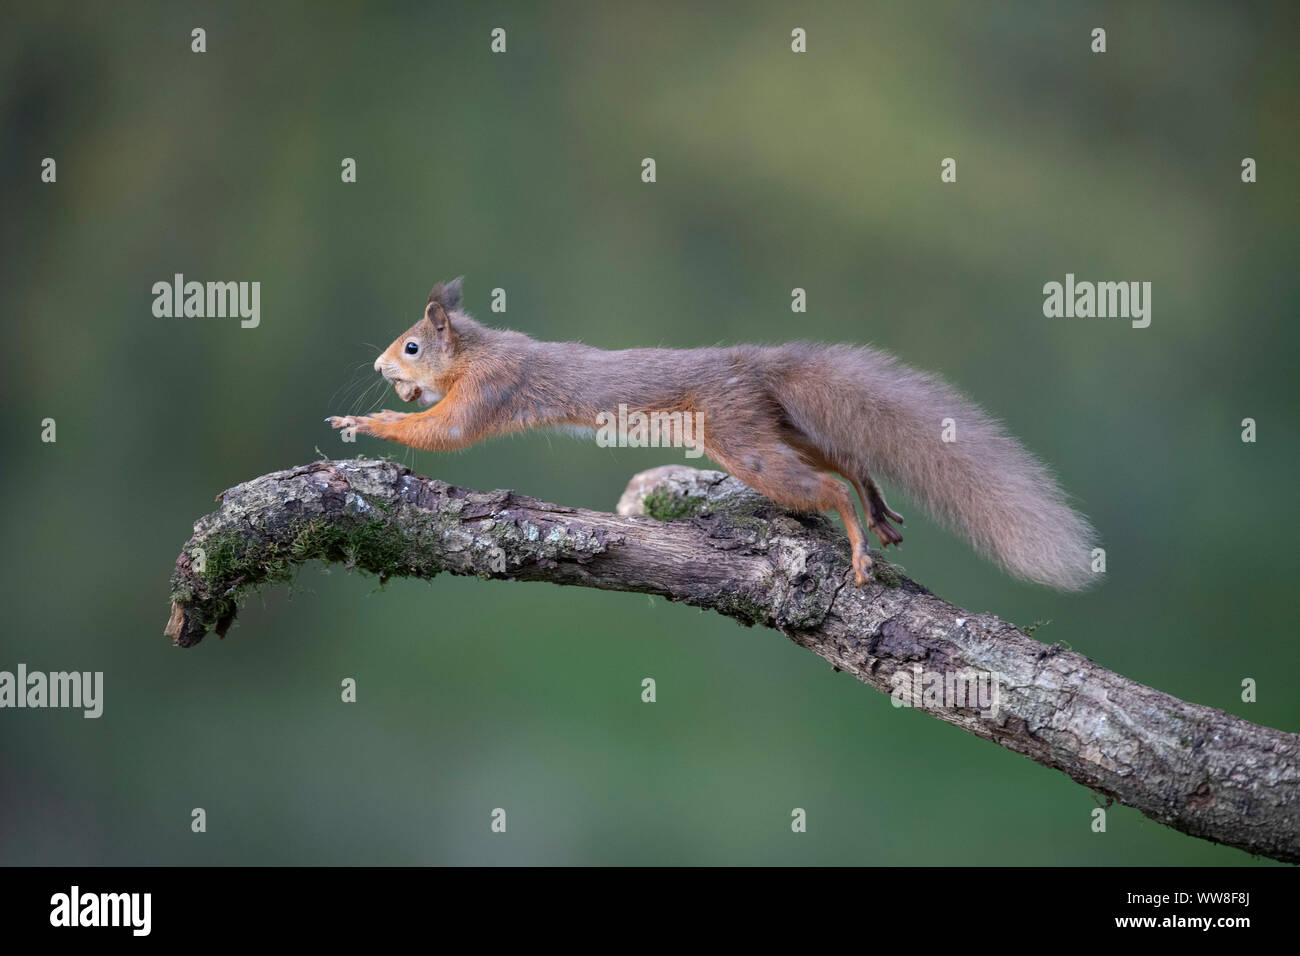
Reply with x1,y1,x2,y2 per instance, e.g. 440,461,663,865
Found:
428,276,464,312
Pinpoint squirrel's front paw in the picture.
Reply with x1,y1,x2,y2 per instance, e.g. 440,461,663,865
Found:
326,414,380,436
326,413,406,437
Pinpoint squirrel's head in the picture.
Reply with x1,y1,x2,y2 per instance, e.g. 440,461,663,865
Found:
374,277,465,406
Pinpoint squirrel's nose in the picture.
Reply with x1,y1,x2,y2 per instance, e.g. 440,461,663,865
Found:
373,357,384,374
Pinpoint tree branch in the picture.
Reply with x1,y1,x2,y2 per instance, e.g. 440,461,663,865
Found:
164,459,1299,863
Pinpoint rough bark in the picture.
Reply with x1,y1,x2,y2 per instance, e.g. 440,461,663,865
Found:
164,459,1299,863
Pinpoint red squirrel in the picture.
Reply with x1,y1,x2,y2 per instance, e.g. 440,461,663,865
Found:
328,278,1099,590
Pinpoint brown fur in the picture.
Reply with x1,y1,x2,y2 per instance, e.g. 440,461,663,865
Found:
329,279,1100,590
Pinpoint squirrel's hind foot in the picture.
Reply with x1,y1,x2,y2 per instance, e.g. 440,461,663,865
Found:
853,475,905,548
851,550,873,587
865,485,904,547
868,515,904,548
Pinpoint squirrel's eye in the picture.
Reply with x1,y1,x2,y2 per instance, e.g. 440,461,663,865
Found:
404,341,419,355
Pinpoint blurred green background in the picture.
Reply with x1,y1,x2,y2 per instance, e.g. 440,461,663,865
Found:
1,0,1296,865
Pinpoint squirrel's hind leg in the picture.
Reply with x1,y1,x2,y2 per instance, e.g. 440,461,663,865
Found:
705,440,875,586
849,473,905,548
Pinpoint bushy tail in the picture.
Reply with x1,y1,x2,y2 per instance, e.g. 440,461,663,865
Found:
778,344,1100,591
